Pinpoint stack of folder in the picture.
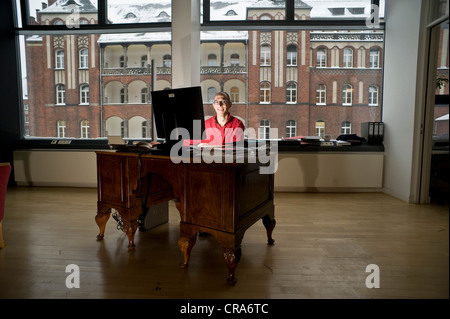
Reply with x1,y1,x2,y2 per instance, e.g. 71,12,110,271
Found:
361,122,384,144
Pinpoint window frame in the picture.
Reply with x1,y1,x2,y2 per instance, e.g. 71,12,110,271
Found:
259,81,271,104
316,84,326,105
81,119,90,138
80,84,89,105
316,48,327,68
55,49,65,70
260,44,271,66
369,48,380,68
286,81,297,104
342,84,353,106
343,47,353,68
13,0,385,150
56,84,66,105
259,119,270,139
286,44,297,66
79,48,89,69
369,85,379,106
286,119,296,138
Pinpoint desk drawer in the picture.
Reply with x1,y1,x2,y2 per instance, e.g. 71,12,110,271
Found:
97,153,138,207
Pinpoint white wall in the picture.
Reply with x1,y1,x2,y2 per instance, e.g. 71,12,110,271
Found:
13,150,384,192
275,152,384,191
171,0,200,88
382,0,425,203
13,150,97,187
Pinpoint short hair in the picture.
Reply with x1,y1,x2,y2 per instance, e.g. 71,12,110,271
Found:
215,92,231,103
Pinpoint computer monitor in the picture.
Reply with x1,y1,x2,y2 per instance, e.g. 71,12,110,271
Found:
151,86,205,150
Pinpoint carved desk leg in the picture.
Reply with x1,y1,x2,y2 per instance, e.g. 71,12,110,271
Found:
122,218,139,250
262,215,276,245
95,208,111,240
178,233,197,269
222,246,242,286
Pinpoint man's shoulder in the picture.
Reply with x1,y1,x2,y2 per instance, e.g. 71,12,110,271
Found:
229,115,245,127
205,116,216,127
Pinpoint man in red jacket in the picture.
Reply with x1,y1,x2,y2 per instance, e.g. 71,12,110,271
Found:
202,92,245,145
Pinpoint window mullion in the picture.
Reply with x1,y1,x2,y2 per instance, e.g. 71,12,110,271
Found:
97,0,107,26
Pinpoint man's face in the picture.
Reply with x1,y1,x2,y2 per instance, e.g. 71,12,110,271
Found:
212,95,231,115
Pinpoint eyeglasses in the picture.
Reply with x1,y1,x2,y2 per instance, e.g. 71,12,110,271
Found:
213,100,228,105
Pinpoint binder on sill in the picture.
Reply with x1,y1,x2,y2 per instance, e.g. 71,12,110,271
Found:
361,122,384,144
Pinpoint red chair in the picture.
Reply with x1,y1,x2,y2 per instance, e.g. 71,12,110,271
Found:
0,163,11,248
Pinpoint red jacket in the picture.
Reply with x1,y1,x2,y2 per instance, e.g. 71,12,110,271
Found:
203,115,245,145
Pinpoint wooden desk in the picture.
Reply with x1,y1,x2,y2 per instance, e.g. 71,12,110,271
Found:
95,150,276,285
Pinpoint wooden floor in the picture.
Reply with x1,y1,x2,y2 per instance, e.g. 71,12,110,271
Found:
0,186,448,300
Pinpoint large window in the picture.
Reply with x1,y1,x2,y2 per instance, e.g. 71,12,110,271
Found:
17,0,386,142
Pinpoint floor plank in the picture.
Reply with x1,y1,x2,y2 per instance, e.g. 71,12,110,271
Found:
0,187,448,300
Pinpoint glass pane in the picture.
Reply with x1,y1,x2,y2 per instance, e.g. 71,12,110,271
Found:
209,0,384,22
431,0,449,22
302,0,385,21
20,31,171,140
26,0,98,26
107,0,171,24
210,0,286,21
433,20,449,146
200,30,248,128
199,28,384,140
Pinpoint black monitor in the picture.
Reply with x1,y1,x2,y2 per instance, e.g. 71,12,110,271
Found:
151,86,205,150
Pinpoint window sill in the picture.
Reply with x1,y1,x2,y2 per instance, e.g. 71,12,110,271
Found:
14,139,384,153
277,140,384,152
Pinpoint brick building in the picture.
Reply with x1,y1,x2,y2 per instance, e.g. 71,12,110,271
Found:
25,0,433,141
